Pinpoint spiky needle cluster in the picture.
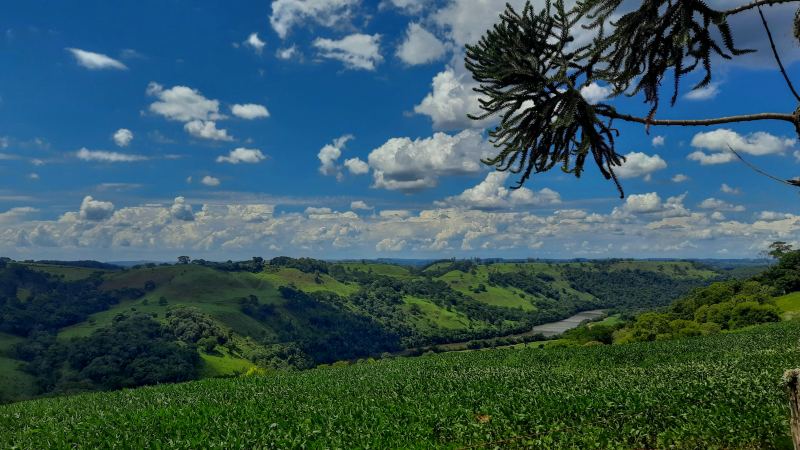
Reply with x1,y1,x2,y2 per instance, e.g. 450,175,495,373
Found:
465,0,800,197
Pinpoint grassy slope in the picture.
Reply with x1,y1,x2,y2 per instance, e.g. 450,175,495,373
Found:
776,292,800,319
1,321,796,449
0,333,36,403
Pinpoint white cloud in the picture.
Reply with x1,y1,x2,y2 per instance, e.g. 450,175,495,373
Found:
368,129,491,191
147,83,223,122
201,176,221,187
113,128,133,147
698,198,745,212
376,238,406,252
0,207,38,224
615,152,667,179
79,196,115,221
414,65,493,130
396,23,447,65
350,200,371,210
672,173,689,183
622,192,663,214
687,151,736,165
276,46,298,60
66,48,127,70
170,197,195,221
720,183,741,195
231,103,270,119
318,135,354,179
344,157,369,175
711,211,726,221
684,83,720,101
384,0,425,13
313,33,383,71
216,148,266,164
759,211,792,221
652,136,665,147
580,82,611,104
432,0,527,47
688,129,795,165
184,120,233,141
76,148,148,163
28,173,39,180
439,172,561,209
244,32,266,54
270,0,359,39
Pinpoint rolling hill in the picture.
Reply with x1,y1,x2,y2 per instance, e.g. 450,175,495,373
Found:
0,257,726,403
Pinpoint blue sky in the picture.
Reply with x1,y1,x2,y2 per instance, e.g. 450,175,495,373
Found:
1,0,799,261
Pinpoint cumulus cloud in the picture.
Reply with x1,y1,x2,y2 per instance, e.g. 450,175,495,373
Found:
270,0,359,39
276,46,299,60
672,173,689,183
384,0,425,13
344,157,369,175
313,33,383,70
201,176,221,187
396,23,447,65
170,197,195,221
350,200,372,210
244,32,266,54
432,0,527,47
688,129,795,165
376,238,406,252
184,120,233,141
721,183,741,195
113,129,133,147
216,148,266,164
684,83,720,100
652,136,665,147
231,103,270,119
414,65,492,130
579,82,611,104
66,48,127,70
698,198,745,212
368,129,491,191
439,172,561,209
615,152,667,180
79,196,115,221
147,82,223,122
621,192,663,214
0,207,38,224
318,135,354,179
76,148,148,163
2,194,797,259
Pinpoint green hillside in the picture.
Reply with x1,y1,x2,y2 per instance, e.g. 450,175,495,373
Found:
1,320,797,449
0,257,725,403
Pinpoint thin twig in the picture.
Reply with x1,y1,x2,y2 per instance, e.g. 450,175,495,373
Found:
757,5,800,102
726,145,800,186
725,0,800,16
601,111,797,127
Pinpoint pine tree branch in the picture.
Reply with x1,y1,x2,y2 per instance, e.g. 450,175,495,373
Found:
600,110,797,127
757,5,800,102
725,0,800,15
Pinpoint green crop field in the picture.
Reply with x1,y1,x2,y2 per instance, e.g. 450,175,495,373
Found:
2,321,798,449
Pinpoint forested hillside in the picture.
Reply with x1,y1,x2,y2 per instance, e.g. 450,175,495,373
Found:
0,256,723,403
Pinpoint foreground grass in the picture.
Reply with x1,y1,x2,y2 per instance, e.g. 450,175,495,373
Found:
2,321,799,449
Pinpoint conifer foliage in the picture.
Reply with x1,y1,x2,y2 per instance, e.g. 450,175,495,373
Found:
466,0,800,197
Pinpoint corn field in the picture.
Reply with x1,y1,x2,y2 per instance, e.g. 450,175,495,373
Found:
2,321,799,449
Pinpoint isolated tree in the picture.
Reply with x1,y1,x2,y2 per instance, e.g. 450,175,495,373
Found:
768,241,794,259
466,0,800,197
177,255,191,265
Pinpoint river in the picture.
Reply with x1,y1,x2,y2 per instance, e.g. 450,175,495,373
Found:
529,309,607,337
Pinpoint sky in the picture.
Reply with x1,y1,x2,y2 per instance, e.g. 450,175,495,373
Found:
1,0,800,261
